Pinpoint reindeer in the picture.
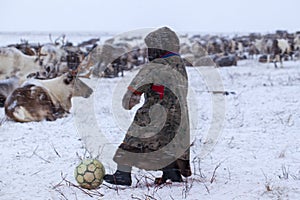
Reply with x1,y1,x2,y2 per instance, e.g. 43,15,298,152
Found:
5,72,93,122
271,39,291,68
0,47,45,82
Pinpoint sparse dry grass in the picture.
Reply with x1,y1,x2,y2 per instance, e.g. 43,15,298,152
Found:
0,116,7,126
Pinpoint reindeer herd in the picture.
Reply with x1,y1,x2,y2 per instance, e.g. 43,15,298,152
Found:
180,30,300,68
0,34,147,122
0,30,299,123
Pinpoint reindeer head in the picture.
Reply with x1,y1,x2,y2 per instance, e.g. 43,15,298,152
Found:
62,72,93,98
34,45,47,66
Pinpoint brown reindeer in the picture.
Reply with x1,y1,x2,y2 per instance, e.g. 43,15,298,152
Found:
5,72,93,122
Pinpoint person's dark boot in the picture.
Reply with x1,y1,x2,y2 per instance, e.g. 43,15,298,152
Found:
154,169,183,185
103,169,132,186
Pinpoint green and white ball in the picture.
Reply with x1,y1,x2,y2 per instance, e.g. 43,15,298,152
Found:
74,159,105,189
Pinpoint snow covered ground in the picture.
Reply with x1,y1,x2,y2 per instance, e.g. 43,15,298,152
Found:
0,57,299,199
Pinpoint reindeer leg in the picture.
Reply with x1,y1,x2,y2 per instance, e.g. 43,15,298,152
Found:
120,66,124,77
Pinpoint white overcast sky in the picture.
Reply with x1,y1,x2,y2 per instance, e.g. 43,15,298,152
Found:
0,0,299,33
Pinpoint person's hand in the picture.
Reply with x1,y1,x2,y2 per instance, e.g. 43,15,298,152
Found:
122,90,141,110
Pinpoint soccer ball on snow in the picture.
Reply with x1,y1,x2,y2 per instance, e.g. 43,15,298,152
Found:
74,158,105,189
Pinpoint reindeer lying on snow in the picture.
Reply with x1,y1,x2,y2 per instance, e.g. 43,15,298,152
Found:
5,72,93,122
